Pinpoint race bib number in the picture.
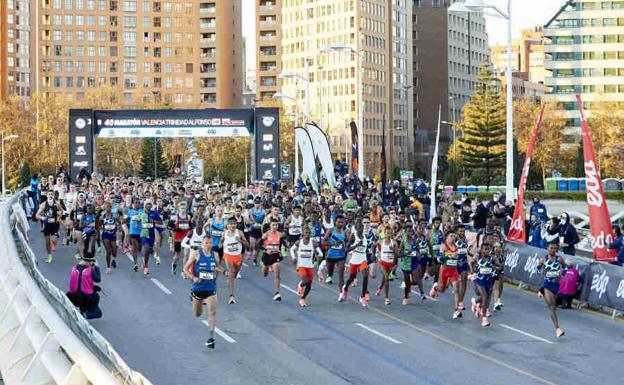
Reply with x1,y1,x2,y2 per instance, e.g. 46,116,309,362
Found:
432,245,440,251
77,214,84,220
211,230,223,237
458,248,467,254
143,223,154,229
199,271,214,280
104,224,116,231
410,251,419,257
331,243,343,250
446,259,458,267
47,218,56,223
227,243,239,253
479,267,493,275
546,270,559,279
179,223,189,230
266,245,279,254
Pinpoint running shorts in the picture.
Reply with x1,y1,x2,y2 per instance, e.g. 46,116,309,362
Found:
475,278,493,293
287,234,301,245
540,281,559,296
191,290,216,300
262,253,283,266
102,232,116,242
130,234,141,241
174,241,183,253
43,222,60,236
457,262,470,274
223,253,243,267
349,261,369,276
439,266,460,286
379,260,395,271
298,267,314,281
141,236,155,249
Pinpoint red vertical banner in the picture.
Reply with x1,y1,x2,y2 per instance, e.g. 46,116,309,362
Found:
507,104,546,243
350,121,359,175
577,94,617,262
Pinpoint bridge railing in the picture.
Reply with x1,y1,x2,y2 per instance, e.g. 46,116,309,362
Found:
0,191,153,385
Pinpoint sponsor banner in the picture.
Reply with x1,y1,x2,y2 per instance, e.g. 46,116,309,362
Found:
253,108,280,181
508,104,545,243
68,109,94,182
350,121,359,175
97,126,250,138
306,122,337,188
579,262,624,311
94,109,254,137
280,164,291,182
295,127,319,192
400,170,413,186
577,94,617,262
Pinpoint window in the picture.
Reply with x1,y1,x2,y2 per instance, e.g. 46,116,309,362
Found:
122,0,136,11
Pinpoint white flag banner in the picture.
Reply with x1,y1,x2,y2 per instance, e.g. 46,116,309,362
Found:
296,127,319,192
306,122,337,188
430,104,442,222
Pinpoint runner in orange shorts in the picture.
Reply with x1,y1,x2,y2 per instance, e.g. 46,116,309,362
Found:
219,217,249,304
376,227,398,305
429,232,463,319
340,219,370,307
290,227,322,307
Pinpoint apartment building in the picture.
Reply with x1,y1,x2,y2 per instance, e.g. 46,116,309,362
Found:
276,0,411,173
544,0,624,140
0,0,6,102
491,28,547,84
413,0,490,176
1,0,32,101
256,0,281,101
33,0,242,108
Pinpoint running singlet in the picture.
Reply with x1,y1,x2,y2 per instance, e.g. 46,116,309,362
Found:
327,229,345,260
73,206,86,230
430,229,444,259
210,217,225,246
264,231,281,255
127,208,143,235
102,216,117,235
543,257,561,282
140,210,161,238
475,256,494,284
251,208,265,228
192,249,217,292
171,215,191,242
42,202,58,224
223,231,243,256
296,239,315,268
379,240,395,263
416,235,430,260
456,237,469,265
349,233,368,265
442,244,459,267
288,215,303,236
399,235,417,271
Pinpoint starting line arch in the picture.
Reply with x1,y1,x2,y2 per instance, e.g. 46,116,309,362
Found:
68,107,280,182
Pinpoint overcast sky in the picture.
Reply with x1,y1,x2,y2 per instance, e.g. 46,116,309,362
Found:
242,0,566,71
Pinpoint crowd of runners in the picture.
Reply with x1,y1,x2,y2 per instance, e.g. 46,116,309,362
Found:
30,174,567,349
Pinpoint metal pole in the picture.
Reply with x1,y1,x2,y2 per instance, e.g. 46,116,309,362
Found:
1,132,4,197
357,31,364,180
505,0,514,200
305,59,311,123
319,63,324,129
153,138,157,179
294,109,299,184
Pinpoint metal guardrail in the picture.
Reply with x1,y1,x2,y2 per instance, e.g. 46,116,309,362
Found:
1,191,153,385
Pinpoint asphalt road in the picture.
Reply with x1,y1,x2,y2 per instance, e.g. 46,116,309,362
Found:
28,229,624,385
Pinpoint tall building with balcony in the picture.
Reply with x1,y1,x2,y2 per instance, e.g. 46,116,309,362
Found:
276,0,412,173
33,0,242,108
0,0,7,102
544,0,624,142
412,0,490,177
491,28,547,84
1,0,32,101
256,0,281,101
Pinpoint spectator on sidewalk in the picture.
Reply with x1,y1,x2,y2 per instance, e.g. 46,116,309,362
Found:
528,214,546,248
530,196,548,222
558,212,580,255
473,197,488,231
557,266,580,309
607,225,624,266
66,252,102,319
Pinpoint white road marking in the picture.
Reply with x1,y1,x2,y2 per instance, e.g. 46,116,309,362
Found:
355,323,402,344
150,278,172,295
202,321,236,343
500,324,554,344
125,252,134,262
242,262,249,267
280,284,299,295
411,290,438,301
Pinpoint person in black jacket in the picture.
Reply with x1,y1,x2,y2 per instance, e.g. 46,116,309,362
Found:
473,197,489,231
558,212,579,255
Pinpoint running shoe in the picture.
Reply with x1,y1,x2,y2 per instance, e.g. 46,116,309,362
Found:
388,271,395,281
485,309,492,318
375,288,382,297
205,338,215,349
154,254,161,265
402,298,409,306
143,267,149,276
111,259,117,269
253,258,258,266
429,283,438,298
338,289,348,302
481,317,490,327
228,295,236,305
273,292,282,301
299,298,307,307
384,298,391,305
97,246,103,255
364,292,370,301
421,292,427,300
359,296,368,307
51,242,57,252
46,254,53,264
325,276,333,284
457,302,465,311
133,264,138,272
556,328,565,338
171,264,177,274
236,272,242,279
471,297,478,317
452,310,462,319
106,267,111,274
493,302,502,311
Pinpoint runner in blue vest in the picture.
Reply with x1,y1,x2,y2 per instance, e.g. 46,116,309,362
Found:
536,242,567,338
185,235,224,349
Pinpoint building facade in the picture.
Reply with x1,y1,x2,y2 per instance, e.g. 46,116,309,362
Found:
275,0,411,173
412,0,489,177
31,0,242,108
0,0,7,102
491,28,547,84
255,0,281,101
2,0,32,101
544,0,624,140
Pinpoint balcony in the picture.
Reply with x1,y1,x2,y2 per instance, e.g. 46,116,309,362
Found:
199,6,216,13
200,22,216,29
201,79,217,88
200,50,216,59
200,37,216,45
200,64,216,73
259,48,276,56
260,33,276,41
260,19,276,27
259,4,275,13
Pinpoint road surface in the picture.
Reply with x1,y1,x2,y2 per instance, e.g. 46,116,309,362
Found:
29,230,623,385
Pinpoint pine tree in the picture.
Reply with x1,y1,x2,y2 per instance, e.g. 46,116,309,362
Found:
20,161,31,188
457,65,506,188
140,138,169,179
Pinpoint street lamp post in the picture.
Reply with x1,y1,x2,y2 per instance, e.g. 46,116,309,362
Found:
277,70,310,124
449,0,513,199
1,132,19,196
320,37,364,180
273,93,299,183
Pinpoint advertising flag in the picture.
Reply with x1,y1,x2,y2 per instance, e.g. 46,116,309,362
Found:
350,121,359,175
295,127,319,192
507,104,545,243
306,122,337,188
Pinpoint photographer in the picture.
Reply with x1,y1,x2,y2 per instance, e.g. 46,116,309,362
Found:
66,252,102,319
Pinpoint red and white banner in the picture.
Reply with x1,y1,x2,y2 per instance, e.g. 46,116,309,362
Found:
577,94,617,262
507,104,545,243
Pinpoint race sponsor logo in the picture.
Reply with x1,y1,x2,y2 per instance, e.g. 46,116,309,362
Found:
584,160,603,207
75,118,87,129
260,158,275,164
590,269,609,299
75,136,86,144
504,248,519,272
72,160,89,168
510,218,523,231
616,279,624,299
75,145,87,156
523,253,541,278
263,143,273,151
262,116,276,127
589,230,613,250
262,134,273,141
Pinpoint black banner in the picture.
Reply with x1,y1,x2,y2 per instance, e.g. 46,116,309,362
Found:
350,121,358,175
68,109,95,182
253,108,280,181
504,242,624,311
